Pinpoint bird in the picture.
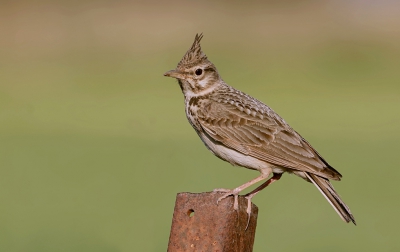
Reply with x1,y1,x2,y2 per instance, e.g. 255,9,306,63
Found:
164,33,355,225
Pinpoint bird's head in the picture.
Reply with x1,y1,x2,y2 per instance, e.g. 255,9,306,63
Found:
164,34,222,96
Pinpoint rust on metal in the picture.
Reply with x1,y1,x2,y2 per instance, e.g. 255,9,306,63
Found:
167,192,258,252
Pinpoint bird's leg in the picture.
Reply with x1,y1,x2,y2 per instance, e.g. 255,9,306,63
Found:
214,169,271,211
244,172,282,229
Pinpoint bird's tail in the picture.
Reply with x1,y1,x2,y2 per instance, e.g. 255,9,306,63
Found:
305,172,356,225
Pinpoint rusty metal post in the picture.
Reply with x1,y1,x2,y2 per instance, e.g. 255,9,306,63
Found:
167,192,258,252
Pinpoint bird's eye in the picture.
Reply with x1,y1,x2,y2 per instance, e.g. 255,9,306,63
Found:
195,69,203,75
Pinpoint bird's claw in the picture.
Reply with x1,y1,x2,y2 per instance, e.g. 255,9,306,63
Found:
244,195,253,230
214,189,239,210
214,188,253,230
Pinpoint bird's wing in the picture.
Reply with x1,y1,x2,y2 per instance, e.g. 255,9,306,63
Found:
197,98,341,180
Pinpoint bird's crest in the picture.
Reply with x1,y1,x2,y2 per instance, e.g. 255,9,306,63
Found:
177,33,208,68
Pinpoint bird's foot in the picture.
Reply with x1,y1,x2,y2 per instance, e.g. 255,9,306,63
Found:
214,188,240,211
244,194,255,230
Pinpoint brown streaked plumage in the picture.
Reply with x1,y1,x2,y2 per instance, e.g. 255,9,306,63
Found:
164,33,355,225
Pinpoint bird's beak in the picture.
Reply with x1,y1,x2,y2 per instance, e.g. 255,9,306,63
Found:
164,69,185,79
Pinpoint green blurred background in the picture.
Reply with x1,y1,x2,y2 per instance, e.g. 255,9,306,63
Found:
1,0,399,251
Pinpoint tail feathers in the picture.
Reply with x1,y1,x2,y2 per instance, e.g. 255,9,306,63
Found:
305,172,356,225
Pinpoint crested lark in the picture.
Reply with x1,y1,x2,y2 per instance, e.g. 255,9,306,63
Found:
164,34,355,225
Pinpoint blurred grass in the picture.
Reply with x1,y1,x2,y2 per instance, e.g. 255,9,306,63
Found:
1,0,400,251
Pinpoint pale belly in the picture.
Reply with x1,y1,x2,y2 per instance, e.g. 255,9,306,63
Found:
199,132,285,174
